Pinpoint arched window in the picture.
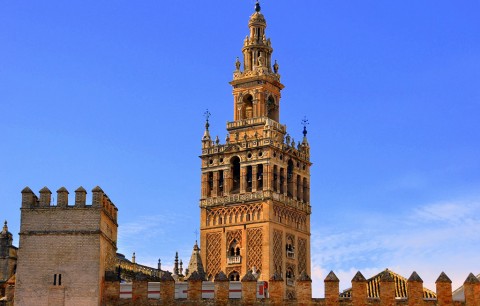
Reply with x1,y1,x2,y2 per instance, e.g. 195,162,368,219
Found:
228,240,241,257
266,96,278,121
231,156,241,193
229,271,240,281
296,175,301,200
273,165,278,192
218,170,224,195
286,268,295,286
287,160,294,197
246,165,253,192
256,164,263,190
243,94,253,119
303,178,308,203
286,236,295,258
280,168,285,194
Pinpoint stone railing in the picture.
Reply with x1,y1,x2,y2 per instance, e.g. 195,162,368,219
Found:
200,190,311,213
226,117,286,133
227,256,242,265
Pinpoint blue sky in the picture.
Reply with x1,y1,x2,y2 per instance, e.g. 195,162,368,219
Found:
1,0,479,297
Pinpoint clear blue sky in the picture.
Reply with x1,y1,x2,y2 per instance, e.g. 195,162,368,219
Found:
1,0,479,297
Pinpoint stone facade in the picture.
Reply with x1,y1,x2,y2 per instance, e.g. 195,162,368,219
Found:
199,2,311,293
0,221,17,298
13,186,118,306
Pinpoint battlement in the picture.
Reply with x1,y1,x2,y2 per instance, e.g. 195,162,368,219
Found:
21,186,118,222
101,271,479,306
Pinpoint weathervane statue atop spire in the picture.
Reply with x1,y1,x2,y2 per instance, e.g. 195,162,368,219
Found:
301,116,309,137
255,1,261,12
204,109,211,131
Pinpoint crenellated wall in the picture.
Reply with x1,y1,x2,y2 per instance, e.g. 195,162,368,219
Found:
99,271,480,306
14,186,118,306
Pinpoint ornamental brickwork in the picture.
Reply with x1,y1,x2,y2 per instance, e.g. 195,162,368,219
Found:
199,3,311,295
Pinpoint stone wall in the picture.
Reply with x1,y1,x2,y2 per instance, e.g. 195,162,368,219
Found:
13,186,118,306
98,271,479,306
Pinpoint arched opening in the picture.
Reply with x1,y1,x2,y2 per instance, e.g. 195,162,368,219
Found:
273,165,278,192
256,164,263,190
227,239,242,264
296,175,301,200
279,168,285,194
286,236,295,259
231,156,241,193
208,172,213,197
229,271,240,281
286,268,295,286
287,160,294,197
246,165,253,192
303,178,308,203
243,94,253,119
218,170,224,196
266,96,278,121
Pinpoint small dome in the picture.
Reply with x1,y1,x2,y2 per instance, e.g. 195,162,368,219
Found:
249,12,266,26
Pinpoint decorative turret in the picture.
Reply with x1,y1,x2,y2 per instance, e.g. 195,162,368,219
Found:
202,110,213,149
1,221,8,235
185,241,206,280
173,252,179,276
230,0,284,125
0,220,13,248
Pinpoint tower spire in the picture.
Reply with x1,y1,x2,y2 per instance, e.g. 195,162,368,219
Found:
301,116,309,145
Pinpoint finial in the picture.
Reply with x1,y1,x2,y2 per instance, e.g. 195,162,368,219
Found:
255,1,261,12
203,109,211,130
2,220,7,233
301,116,309,137
273,60,279,74
235,57,241,71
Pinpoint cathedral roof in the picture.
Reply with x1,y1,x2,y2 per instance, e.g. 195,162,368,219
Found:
339,269,437,299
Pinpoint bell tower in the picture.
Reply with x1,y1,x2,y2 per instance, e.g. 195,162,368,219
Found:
199,2,311,296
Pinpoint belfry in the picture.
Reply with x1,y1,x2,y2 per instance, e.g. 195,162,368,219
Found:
199,2,312,297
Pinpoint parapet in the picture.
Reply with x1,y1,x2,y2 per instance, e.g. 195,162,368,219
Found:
99,271,478,305
21,186,118,221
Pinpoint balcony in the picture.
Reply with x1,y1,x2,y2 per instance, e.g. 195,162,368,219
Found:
227,256,242,265
286,250,295,259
